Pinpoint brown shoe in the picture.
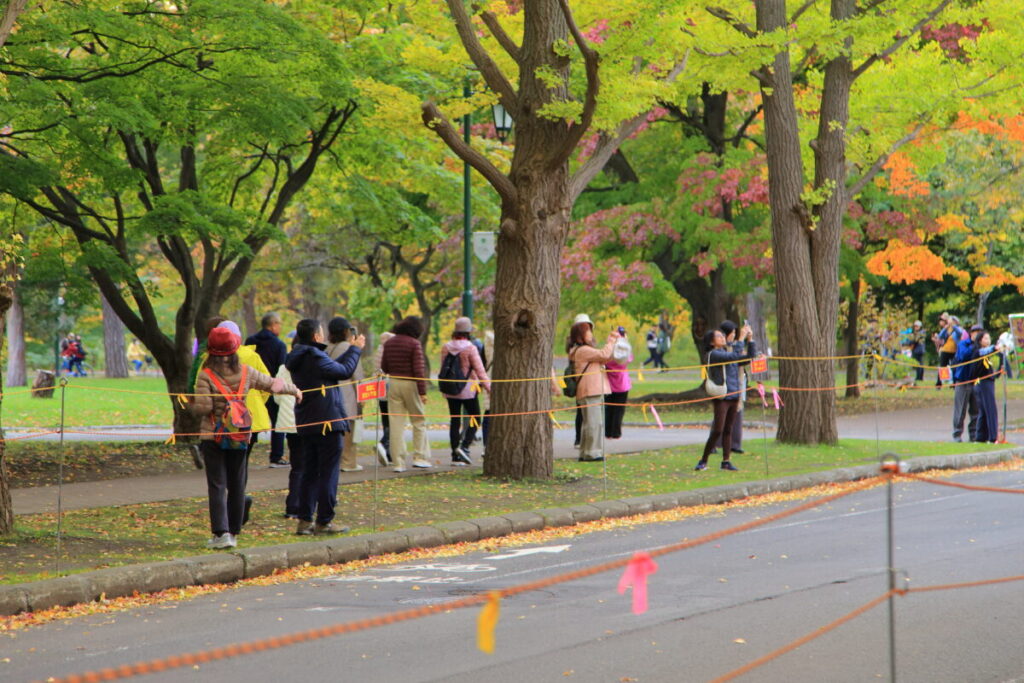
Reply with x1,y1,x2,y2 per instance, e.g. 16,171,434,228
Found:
314,522,349,535
295,520,314,536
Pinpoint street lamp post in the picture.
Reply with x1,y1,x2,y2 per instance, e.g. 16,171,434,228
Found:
462,94,514,320
462,82,473,319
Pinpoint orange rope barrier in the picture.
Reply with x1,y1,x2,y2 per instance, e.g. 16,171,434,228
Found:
899,574,1024,594
41,478,881,683
709,591,896,683
895,473,1024,494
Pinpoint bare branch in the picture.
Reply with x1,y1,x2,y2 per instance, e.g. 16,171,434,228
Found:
789,0,817,24
852,0,955,80
847,121,926,198
705,6,757,39
443,0,517,111
475,7,520,61
422,101,517,205
552,0,601,163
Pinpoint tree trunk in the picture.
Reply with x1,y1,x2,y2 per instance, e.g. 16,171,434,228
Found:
241,287,259,339
101,292,130,378
4,288,26,387
976,291,989,327
745,288,770,359
756,0,839,445
844,277,862,398
0,280,15,533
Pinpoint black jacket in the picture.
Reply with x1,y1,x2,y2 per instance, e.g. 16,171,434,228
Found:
284,342,362,435
245,328,288,378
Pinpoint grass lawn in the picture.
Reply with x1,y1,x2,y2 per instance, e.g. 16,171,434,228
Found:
0,438,1006,585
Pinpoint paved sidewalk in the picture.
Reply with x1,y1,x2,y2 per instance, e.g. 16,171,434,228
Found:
12,400,1022,515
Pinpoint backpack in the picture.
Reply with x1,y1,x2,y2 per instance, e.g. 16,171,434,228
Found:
562,352,591,398
203,366,252,450
438,351,468,395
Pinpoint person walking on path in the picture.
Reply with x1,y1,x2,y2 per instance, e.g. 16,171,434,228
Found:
604,326,632,440
696,322,756,472
325,317,366,473
642,327,659,368
440,317,491,466
972,329,1003,443
655,325,671,371
285,319,364,536
245,312,289,467
381,316,431,472
372,331,395,466
905,320,927,384
951,324,981,442
568,321,618,462
189,327,301,550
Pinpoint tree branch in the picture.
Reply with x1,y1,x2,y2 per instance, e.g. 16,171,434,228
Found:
789,0,817,24
443,0,518,112
422,101,517,205
552,0,601,163
475,6,520,61
852,0,955,80
847,121,926,198
705,6,758,39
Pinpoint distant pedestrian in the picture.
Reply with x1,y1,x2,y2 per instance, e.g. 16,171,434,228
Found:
372,331,395,466
571,313,595,447
933,313,961,387
440,317,491,466
245,313,289,467
604,326,632,440
381,316,431,472
696,323,755,472
642,327,658,367
905,320,926,383
189,327,301,549
567,321,618,462
285,318,364,536
655,325,671,371
325,317,366,473
127,338,147,374
951,325,980,442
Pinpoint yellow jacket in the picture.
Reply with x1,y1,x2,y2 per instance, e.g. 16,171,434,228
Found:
195,345,272,432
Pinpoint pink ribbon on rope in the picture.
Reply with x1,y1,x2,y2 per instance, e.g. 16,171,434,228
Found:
618,552,659,614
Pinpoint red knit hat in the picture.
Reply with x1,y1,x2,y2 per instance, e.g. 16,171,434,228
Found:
207,327,240,356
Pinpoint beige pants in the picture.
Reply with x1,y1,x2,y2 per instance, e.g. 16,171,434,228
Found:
341,428,358,470
388,378,428,467
577,395,604,460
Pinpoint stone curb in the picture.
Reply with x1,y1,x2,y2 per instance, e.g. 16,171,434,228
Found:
0,448,1018,617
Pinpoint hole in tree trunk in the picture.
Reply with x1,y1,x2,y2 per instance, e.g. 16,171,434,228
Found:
514,310,535,330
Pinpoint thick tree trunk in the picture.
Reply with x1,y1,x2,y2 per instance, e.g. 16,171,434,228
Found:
757,0,838,445
844,277,861,398
0,281,15,533
4,288,26,387
101,292,130,378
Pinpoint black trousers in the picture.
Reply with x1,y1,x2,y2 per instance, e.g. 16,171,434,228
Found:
702,399,739,462
912,351,925,381
298,431,343,525
284,433,304,516
604,391,628,438
200,440,249,536
378,400,390,456
446,395,481,452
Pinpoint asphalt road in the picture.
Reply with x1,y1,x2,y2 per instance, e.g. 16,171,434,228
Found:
7,469,1023,683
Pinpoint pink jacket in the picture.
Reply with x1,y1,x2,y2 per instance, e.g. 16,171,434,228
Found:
606,354,633,393
570,338,616,400
440,339,491,399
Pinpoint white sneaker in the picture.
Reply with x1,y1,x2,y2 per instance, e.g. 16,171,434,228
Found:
412,458,432,468
341,465,364,472
392,465,407,473
376,442,390,465
206,533,235,550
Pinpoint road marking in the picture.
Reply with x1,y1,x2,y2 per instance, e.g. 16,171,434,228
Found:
489,545,571,560
327,575,464,584
383,563,496,573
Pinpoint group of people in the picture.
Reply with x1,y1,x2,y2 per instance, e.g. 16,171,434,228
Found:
944,318,1010,444
185,312,492,549
59,333,88,376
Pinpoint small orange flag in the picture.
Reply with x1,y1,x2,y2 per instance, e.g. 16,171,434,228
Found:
477,591,502,653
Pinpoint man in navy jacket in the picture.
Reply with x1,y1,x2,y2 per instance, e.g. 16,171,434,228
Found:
246,313,289,466
951,325,980,442
284,318,364,535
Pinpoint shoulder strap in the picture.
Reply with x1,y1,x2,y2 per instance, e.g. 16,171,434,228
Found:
203,365,247,399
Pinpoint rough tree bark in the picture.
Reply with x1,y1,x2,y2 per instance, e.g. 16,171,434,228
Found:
424,0,687,478
240,288,259,340
0,271,15,533
844,276,862,398
101,291,129,378
4,288,25,387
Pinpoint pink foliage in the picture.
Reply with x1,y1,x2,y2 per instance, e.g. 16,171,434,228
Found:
583,18,609,45
921,22,987,61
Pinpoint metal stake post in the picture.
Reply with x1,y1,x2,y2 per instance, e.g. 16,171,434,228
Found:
760,395,770,479
372,374,384,531
882,453,900,682
56,377,68,575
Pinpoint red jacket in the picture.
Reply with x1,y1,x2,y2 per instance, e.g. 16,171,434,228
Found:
381,333,427,395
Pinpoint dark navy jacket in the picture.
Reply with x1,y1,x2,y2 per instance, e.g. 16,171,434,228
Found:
707,340,756,401
285,342,362,435
245,328,288,378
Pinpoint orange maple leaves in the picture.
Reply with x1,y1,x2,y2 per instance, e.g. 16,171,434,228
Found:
865,239,968,286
